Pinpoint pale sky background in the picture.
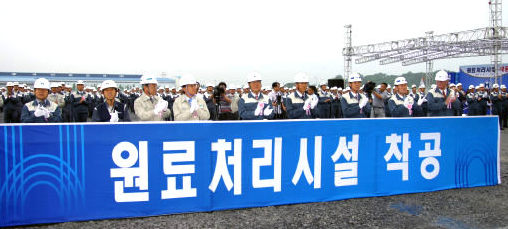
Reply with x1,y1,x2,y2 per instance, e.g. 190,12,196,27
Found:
0,0,506,86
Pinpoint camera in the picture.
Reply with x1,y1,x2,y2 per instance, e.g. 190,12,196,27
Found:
363,81,376,98
213,85,225,101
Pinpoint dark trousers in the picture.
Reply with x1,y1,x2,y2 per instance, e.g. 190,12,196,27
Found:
74,112,88,122
4,108,20,123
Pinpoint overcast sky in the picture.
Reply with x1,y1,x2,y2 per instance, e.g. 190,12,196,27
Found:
0,0,506,86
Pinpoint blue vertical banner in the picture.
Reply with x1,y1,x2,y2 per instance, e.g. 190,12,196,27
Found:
0,117,500,227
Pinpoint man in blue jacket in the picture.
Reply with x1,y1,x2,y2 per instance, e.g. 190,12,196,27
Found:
21,78,62,123
238,73,274,120
92,80,130,122
285,73,318,119
341,72,371,118
388,77,414,117
426,70,460,116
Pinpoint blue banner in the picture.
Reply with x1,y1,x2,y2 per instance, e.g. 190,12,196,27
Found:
0,117,500,227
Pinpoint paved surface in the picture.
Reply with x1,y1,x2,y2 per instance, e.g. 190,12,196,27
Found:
3,119,507,229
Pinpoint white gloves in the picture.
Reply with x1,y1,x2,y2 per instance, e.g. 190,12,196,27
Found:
359,98,368,109
254,102,265,116
310,95,319,109
403,96,414,110
109,112,119,122
263,106,273,116
153,99,168,115
417,97,427,106
189,99,198,113
34,105,50,119
303,98,311,111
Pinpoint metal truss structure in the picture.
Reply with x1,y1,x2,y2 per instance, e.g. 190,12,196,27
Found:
343,0,507,86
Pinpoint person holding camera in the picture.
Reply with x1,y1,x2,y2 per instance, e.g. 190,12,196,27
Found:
370,82,389,118
238,73,274,120
285,73,318,119
92,80,130,122
212,82,236,120
341,72,371,118
268,81,286,119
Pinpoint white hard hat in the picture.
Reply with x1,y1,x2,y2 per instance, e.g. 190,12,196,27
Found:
331,86,338,90
475,86,480,90
34,78,50,90
434,70,449,81
6,82,13,87
468,85,474,90
140,75,158,85
294,72,309,83
493,83,499,88
179,74,197,86
19,84,25,88
13,82,19,86
419,84,426,89
411,84,417,88
338,87,343,91
387,84,392,89
76,80,85,85
320,81,327,86
206,82,215,87
247,72,262,83
456,83,462,87
449,83,456,87
348,72,362,82
101,80,118,91
479,83,485,88
501,85,506,89
164,85,170,89
394,77,408,86
345,86,351,91
50,82,60,88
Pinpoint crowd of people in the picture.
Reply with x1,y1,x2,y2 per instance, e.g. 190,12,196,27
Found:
0,70,506,129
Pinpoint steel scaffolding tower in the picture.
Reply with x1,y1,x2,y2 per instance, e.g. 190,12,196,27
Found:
343,0,507,85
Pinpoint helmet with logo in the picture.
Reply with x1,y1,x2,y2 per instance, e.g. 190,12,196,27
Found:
140,75,158,85
34,78,51,90
101,80,118,91
394,77,408,86
434,70,449,81
247,72,262,83
348,72,362,82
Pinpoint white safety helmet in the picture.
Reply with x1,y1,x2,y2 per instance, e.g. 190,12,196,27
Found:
387,84,392,89
76,80,85,85
101,80,118,91
348,72,362,82
247,72,262,83
140,75,158,85
320,81,328,86
419,84,425,89
449,83,456,87
434,70,449,81
479,83,485,88
501,85,507,89
294,72,309,83
13,82,19,86
331,86,338,90
394,77,408,86
206,82,215,87
6,82,13,87
34,78,50,90
338,87,343,91
179,74,197,86
411,84,417,88
468,85,474,90
345,86,351,91
493,83,499,88
456,83,462,87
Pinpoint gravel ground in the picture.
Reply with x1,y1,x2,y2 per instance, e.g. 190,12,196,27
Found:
5,118,508,229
